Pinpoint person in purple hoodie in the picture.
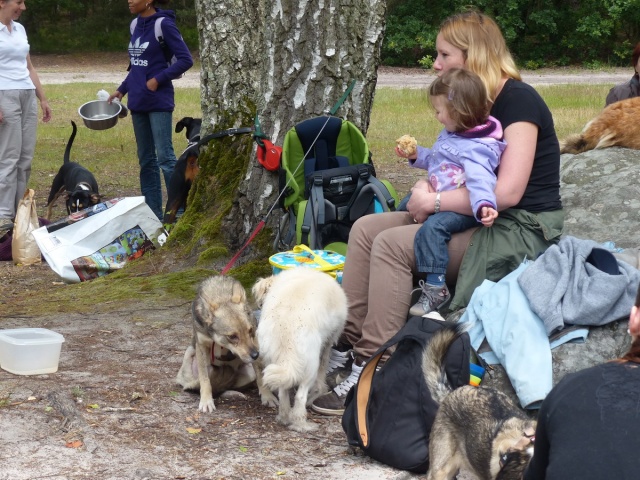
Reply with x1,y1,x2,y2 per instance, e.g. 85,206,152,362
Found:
396,68,506,316
109,0,193,220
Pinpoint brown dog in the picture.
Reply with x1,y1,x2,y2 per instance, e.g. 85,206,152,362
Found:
561,96,640,154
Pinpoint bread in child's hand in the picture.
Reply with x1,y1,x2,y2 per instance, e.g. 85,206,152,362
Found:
396,134,417,156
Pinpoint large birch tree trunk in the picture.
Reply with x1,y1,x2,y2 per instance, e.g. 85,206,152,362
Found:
185,0,385,266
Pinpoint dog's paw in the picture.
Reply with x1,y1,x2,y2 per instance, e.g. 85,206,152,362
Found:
219,390,247,401
288,421,319,433
259,389,278,407
198,397,216,413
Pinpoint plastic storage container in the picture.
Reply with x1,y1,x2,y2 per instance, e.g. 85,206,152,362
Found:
0,328,65,375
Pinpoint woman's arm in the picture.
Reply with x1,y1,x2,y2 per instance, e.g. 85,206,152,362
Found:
406,121,537,222
26,54,52,123
494,121,536,209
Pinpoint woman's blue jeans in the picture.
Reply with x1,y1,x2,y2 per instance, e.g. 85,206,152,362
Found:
414,211,478,274
132,111,177,220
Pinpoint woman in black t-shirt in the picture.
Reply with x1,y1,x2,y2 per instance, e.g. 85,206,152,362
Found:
312,10,564,417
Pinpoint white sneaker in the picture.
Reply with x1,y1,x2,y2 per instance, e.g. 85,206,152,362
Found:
312,360,364,415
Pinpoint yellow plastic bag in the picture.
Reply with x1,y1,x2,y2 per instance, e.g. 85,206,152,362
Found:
12,189,41,265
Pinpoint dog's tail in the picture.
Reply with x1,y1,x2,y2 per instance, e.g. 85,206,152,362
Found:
261,363,301,391
559,133,590,154
421,322,468,405
64,121,78,164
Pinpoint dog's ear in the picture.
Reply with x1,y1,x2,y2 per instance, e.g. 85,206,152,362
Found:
175,118,188,133
90,193,101,204
251,277,274,308
251,278,266,307
231,281,246,304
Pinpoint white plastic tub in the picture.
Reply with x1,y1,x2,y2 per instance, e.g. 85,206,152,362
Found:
0,328,65,375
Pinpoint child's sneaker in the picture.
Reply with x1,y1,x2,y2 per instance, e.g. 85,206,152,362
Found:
409,280,451,317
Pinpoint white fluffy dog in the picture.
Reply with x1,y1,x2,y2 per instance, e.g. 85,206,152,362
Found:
251,267,348,432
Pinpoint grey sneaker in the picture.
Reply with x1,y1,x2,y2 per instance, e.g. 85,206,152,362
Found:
326,347,354,389
312,360,364,416
409,280,451,317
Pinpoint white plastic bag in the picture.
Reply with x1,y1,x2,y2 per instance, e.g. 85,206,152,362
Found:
12,189,41,266
32,197,167,283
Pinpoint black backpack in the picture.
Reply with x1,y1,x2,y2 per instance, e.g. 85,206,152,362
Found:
341,316,471,473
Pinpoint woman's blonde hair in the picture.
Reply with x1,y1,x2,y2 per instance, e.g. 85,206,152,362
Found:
429,68,489,132
439,10,521,102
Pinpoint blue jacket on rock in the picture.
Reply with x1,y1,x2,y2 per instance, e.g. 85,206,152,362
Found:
118,9,193,113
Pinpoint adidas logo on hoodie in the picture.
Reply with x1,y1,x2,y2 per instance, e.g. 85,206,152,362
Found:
129,37,149,66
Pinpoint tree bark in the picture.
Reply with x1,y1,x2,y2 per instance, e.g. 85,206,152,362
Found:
190,0,386,263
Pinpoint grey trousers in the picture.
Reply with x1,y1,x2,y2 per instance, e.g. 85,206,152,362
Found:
341,211,477,360
0,89,37,219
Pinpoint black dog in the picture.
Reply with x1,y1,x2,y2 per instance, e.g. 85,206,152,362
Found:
46,121,101,220
163,117,202,225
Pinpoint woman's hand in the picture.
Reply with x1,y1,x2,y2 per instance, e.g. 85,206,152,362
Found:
406,188,434,223
146,78,159,92
40,100,52,123
412,179,434,193
108,91,123,103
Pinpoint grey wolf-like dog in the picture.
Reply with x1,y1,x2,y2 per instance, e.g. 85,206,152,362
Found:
176,275,259,412
422,323,536,480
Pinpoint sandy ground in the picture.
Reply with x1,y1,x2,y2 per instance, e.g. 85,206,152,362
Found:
35,67,633,90
0,55,626,480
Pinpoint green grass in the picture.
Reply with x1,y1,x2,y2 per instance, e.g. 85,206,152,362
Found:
366,84,613,165
31,82,613,215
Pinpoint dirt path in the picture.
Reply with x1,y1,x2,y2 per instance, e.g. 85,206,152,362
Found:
31,53,633,89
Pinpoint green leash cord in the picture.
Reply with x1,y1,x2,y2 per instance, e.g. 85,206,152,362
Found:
329,79,356,115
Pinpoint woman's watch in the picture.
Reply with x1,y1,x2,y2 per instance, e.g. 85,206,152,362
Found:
434,192,441,214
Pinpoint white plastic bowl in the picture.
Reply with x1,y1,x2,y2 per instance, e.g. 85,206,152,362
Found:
0,328,65,375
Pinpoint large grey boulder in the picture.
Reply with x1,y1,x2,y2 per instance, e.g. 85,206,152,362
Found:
468,147,638,406
560,147,640,248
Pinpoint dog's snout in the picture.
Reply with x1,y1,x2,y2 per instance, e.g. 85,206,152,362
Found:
250,350,259,360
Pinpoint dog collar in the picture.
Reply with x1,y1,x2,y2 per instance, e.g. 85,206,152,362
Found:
210,341,237,366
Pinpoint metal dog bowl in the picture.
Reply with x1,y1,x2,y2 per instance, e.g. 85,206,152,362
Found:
78,100,122,131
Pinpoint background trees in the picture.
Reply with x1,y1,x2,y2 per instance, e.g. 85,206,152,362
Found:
22,0,640,68
383,0,640,68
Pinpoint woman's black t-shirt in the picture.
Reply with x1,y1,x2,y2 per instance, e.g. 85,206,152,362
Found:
490,79,562,212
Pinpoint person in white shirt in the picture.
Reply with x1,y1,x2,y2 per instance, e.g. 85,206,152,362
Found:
0,0,51,237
